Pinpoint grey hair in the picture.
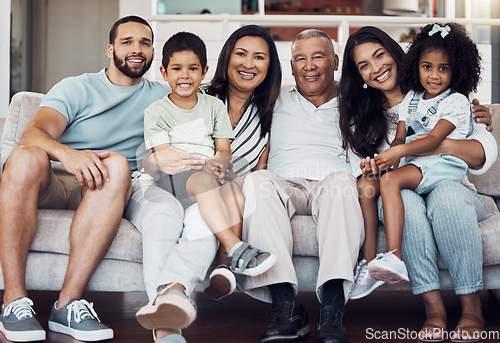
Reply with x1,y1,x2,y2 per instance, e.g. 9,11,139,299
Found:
292,29,335,54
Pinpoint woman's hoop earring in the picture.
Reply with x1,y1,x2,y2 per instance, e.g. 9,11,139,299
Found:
363,83,368,89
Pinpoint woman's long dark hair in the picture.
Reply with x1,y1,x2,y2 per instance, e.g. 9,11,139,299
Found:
339,26,404,158
204,25,282,138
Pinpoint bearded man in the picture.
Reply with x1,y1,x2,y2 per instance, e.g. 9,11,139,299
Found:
0,16,170,342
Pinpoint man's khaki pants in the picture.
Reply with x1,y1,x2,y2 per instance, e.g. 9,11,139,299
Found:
241,170,365,303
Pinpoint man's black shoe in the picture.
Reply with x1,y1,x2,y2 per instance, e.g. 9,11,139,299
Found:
261,300,311,343
315,306,348,343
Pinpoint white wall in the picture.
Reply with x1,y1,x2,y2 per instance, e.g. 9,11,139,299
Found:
1,1,11,117
119,0,152,18
144,17,492,104
148,20,245,84
41,0,119,91
118,0,245,83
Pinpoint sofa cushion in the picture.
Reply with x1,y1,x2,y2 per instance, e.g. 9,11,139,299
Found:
1,91,44,171
467,104,500,197
291,215,319,257
479,212,500,267
291,194,500,268
31,209,142,263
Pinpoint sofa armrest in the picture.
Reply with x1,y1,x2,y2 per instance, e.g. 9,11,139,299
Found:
0,117,5,156
1,92,45,172
467,104,500,198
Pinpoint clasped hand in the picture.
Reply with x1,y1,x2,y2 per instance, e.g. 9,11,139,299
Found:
360,148,401,176
373,146,402,171
204,152,236,185
148,146,206,176
60,149,111,191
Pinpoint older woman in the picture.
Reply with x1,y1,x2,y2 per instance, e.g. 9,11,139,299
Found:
132,25,281,343
339,26,495,343
201,24,282,299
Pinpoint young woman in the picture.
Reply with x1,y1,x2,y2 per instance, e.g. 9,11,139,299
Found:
339,26,495,343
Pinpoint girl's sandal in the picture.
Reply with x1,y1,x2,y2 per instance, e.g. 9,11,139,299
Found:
418,313,447,343
450,313,485,343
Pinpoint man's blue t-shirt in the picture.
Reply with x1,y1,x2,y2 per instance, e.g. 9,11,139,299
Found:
40,68,170,171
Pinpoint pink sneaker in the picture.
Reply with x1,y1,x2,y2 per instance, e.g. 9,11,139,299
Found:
368,250,409,285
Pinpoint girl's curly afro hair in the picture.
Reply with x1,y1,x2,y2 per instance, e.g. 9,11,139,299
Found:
400,22,481,96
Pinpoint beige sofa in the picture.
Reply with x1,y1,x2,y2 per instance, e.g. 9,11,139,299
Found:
0,91,500,294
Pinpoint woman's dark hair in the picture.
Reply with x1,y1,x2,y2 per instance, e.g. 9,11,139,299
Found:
400,22,481,96
339,26,404,158
204,25,282,138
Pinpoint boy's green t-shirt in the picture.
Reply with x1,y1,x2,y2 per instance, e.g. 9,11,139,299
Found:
144,93,234,158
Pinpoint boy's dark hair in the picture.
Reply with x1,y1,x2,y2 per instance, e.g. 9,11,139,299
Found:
400,22,481,96
162,32,207,70
109,15,153,44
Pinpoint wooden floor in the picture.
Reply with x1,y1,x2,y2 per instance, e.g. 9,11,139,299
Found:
0,290,499,343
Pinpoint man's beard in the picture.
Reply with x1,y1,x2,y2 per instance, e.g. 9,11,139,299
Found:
113,52,153,78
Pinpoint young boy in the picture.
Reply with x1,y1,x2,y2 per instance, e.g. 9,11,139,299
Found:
143,31,276,281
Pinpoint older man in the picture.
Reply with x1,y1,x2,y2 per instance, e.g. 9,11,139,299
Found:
241,29,364,343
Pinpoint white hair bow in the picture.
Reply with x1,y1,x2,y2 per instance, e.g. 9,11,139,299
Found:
428,24,451,38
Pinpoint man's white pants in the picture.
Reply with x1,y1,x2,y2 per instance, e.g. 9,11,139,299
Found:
124,174,217,300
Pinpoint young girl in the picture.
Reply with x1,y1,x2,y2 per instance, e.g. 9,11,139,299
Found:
367,22,482,285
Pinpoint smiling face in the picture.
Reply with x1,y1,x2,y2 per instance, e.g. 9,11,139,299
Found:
291,36,339,104
227,36,271,96
161,50,208,108
419,49,452,99
108,22,154,79
353,41,398,93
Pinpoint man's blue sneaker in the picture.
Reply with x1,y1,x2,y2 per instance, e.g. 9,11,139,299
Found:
48,298,113,341
0,297,46,342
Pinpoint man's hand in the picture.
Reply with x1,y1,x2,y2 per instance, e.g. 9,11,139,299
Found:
472,98,493,132
148,146,205,176
60,150,111,191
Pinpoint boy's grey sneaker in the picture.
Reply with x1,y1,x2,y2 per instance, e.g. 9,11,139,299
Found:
0,297,46,342
204,265,237,300
227,242,277,276
48,299,113,341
